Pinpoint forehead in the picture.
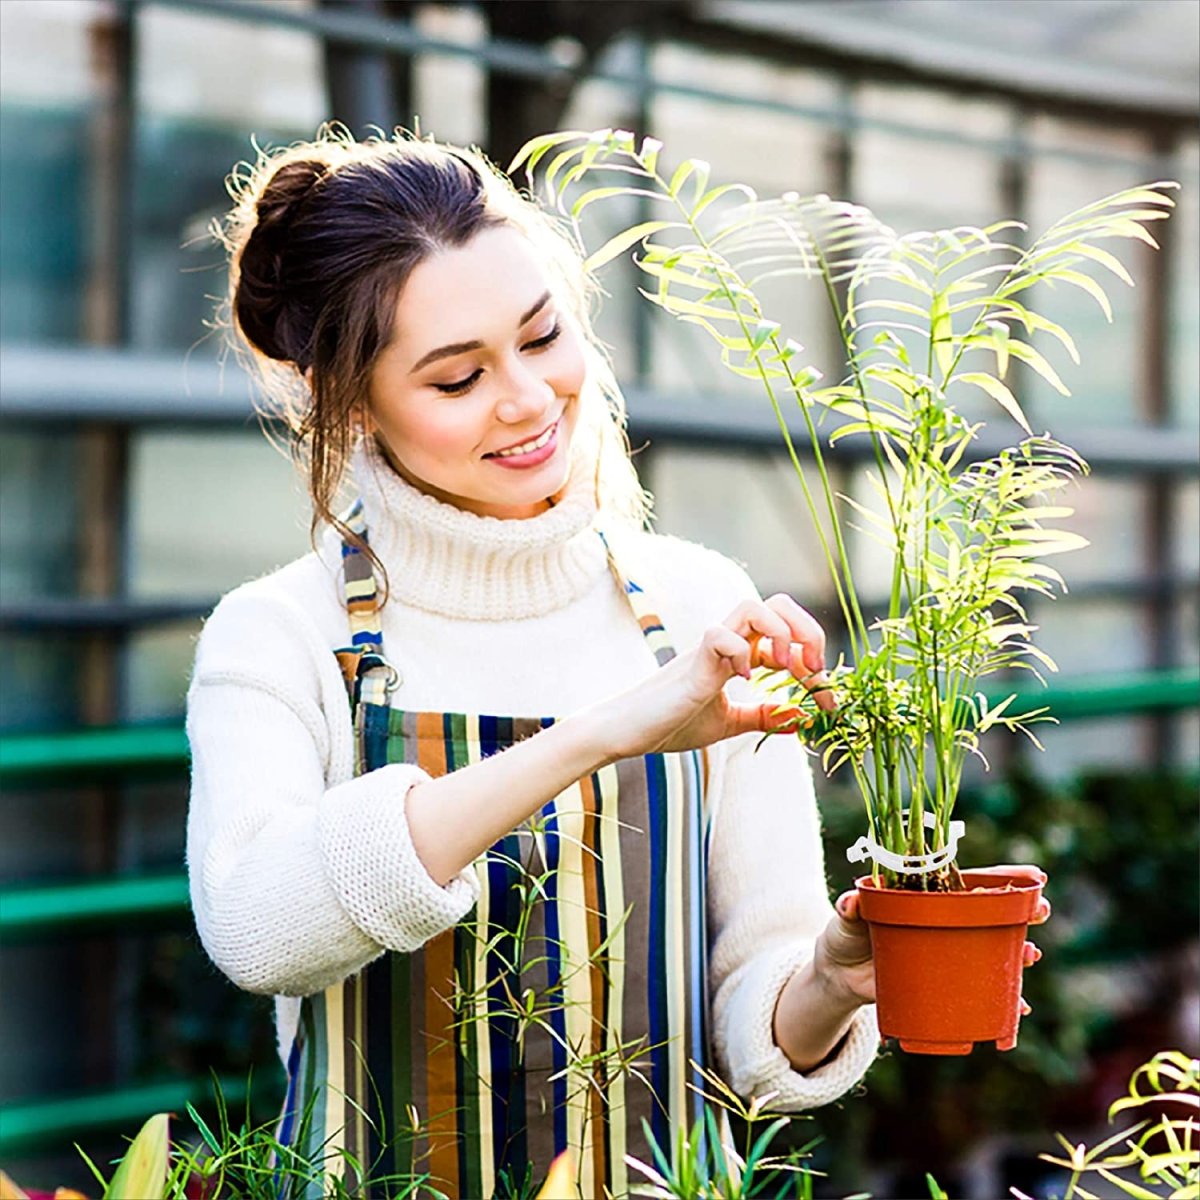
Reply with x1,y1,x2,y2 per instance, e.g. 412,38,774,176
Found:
393,225,555,344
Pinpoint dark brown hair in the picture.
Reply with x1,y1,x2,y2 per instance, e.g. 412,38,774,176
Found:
217,126,647,586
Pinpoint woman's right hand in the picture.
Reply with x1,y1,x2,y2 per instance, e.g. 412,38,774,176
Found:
592,594,835,760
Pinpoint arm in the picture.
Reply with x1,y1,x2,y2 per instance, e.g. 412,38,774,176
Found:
406,595,834,885
187,588,479,996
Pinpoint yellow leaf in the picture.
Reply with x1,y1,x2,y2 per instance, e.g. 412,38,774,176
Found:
957,372,1032,434
0,1170,30,1200
536,1150,581,1199
584,221,674,272
105,1113,169,1200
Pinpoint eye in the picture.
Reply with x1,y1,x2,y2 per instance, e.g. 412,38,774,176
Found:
523,322,562,351
431,368,483,396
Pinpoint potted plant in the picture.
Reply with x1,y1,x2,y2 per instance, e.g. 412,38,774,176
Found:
513,128,1176,1055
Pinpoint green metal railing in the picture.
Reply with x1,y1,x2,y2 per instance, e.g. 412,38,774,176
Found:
0,1075,268,1159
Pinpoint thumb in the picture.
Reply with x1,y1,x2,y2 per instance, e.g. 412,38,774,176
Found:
724,702,804,737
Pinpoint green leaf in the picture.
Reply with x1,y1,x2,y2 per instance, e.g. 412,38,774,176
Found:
583,220,674,272
570,186,669,218
985,319,1011,377
956,372,1032,433
692,181,756,219
1022,309,1081,364
1053,268,1115,320
1006,339,1072,395
669,157,710,202
508,129,590,176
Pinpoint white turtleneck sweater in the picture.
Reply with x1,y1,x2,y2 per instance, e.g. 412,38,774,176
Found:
186,439,879,1111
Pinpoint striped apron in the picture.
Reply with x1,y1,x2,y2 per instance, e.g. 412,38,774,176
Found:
278,506,710,1198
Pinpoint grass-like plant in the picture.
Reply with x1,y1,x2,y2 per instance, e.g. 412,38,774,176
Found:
1014,1050,1199,1200
513,129,1176,888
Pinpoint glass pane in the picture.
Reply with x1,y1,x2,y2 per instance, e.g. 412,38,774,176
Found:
127,429,311,600
649,444,836,607
124,623,202,722
1171,135,1200,432
1176,480,1199,576
0,431,83,600
1060,474,1147,586
413,4,486,147
1033,596,1151,677
1175,711,1199,771
131,2,325,353
853,83,1009,229
0,0,94,344
1029,715,1150,781
1024,118,1156,431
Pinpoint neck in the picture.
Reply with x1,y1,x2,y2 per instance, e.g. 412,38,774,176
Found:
349,435,608,620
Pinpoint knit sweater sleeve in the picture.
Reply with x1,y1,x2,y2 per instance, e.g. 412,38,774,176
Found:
185,583,479,998
706,730,879,1109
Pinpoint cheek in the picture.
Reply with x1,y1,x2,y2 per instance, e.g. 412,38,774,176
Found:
552,334,588,396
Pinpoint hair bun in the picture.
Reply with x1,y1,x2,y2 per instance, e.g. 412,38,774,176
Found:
235,158,327,364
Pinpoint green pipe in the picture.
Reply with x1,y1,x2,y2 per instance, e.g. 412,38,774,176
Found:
0,873,190,935
0,724,189,779
992,667,1200,719
0,1074,265,1156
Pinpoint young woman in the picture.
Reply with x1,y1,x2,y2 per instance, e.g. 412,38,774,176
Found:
186,129,880,1197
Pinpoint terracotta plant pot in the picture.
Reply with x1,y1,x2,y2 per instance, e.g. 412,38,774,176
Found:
855,869,1045,1055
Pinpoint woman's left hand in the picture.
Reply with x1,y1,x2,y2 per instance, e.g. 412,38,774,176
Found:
814,892,876,1005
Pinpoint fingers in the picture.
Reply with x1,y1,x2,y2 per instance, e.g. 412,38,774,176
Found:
700,624,755,681
1019,997,1032,1017
723,702,807,738
834,890,861,921
728,595,837,712
1032,898,1051,925
728,596,826,675
1022,940,1043,968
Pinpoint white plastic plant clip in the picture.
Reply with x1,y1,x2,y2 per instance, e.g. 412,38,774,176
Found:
846,811,966,875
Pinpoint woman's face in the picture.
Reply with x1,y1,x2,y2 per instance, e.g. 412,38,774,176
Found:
366,224,587,519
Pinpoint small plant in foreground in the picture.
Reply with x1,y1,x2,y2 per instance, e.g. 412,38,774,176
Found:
1014,1050,1199,1200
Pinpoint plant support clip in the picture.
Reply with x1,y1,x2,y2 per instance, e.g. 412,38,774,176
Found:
846,812,965,875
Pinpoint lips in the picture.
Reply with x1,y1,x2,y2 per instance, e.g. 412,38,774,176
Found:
483,417,563,471
484,419,559,459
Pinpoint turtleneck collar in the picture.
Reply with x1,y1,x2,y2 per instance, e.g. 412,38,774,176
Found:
348,435,610,620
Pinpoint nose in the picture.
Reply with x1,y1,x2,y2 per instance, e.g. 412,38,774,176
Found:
493,355,555,425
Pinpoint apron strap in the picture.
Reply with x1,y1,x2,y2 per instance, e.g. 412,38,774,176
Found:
597,529,677,666
335,499,398,710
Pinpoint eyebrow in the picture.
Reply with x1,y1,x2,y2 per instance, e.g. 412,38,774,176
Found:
408,289,553,374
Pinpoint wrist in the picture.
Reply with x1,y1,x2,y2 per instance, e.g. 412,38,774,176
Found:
812,939,870,1013
558,703,623,774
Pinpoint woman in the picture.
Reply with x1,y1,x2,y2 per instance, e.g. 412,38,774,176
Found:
187,129,879,1198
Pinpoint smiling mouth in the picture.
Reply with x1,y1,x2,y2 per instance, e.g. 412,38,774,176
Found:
485,421,558,459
